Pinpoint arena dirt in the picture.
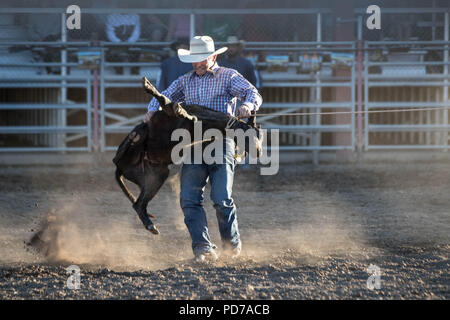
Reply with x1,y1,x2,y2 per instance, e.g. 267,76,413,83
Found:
0,158,448,299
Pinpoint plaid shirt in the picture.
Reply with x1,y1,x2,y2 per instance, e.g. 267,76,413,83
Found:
147,63,262,115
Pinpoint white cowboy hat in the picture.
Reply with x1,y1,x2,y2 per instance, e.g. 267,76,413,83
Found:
226,36,245,46
178,36,228,63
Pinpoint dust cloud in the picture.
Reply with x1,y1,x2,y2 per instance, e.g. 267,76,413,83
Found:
26,168,368,270
27,195,192,271
8,162,447,272
241,193,367,264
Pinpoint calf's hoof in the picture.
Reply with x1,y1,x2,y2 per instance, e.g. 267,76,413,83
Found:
128,131,140,144
146,224,160,235
142,77,156,94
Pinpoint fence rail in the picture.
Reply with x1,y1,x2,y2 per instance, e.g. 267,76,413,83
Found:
0,78,91,152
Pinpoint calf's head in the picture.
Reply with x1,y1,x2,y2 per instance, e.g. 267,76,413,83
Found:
229,113,263,159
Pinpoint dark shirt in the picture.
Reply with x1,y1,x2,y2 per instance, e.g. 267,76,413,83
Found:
218,55,258,88
158,56,193,91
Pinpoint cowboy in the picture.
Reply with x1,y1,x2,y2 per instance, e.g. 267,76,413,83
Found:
218,36,258,88
145,35,263,262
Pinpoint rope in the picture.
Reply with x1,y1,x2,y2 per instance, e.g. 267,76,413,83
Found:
255,107,449,117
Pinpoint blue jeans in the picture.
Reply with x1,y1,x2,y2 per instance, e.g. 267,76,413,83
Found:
180,137,241,255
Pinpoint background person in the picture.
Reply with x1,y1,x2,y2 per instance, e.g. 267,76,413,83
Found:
157,39,193,91
106,13,140,43
105,12,141,74
219,36,262,167
218,36,259,88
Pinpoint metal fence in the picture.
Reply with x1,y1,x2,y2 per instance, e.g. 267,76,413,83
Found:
0,40,92,152
364,40,450,150
0,77,92,152
357,8,449,150
0,7,448,160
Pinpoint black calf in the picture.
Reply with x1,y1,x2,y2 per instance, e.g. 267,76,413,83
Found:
113,78,262,234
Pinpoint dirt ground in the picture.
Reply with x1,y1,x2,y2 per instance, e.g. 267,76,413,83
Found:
0,156,448,299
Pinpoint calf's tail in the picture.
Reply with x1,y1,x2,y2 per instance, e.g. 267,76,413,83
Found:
115,168,136,204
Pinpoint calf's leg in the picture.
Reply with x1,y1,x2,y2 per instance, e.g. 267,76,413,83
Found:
132,164,170,234
142,77,197,122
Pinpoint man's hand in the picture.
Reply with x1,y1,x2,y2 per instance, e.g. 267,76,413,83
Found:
237,104,252,118
144,111,156,123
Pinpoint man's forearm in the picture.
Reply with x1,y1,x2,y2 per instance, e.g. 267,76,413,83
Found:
243,89,263,112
